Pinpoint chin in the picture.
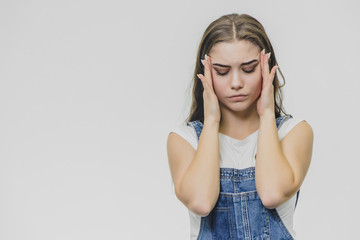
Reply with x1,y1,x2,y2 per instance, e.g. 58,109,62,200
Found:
222,99,256,113
224,102,250,112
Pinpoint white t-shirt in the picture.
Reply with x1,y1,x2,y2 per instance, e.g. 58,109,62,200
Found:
169,116,305,239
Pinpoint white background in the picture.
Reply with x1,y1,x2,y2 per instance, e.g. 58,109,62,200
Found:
0,0,359,239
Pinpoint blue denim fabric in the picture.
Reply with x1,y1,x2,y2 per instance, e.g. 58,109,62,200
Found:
187,115,298,240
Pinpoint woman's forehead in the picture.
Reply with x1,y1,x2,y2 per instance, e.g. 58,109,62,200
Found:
209,40,260,64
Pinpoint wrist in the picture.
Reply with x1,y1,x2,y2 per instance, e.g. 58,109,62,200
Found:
259,110,275,121
203,119,220,128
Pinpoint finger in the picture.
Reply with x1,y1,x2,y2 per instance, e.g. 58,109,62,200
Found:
261,49,267,78
200,59,209,89
260,49,263,73
261,49,267,87
203,54,213,88
264,52,270,75
197,73,209,91
269,65,278,84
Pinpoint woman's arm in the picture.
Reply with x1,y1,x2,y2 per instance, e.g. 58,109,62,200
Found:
167,120,220,216
255,112,314,209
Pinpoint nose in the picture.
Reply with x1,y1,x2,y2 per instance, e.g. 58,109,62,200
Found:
231,70,244,90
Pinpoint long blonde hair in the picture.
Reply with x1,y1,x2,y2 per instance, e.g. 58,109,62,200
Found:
186,13,287,124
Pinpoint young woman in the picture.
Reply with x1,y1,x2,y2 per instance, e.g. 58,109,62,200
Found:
167,13,313,240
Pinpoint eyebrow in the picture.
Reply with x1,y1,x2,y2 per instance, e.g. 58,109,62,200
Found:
212,59,258,68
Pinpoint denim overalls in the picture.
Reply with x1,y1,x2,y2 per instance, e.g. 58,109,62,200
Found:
187,115,300,240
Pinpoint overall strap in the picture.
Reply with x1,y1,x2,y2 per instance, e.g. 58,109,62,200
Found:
276,114,292,129
187,120,203,140
295,189,300,209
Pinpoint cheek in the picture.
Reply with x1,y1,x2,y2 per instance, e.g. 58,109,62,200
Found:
246,74,262,94
211,70,224,95
211,72,226,95
212,78,224,96
254,80,262,95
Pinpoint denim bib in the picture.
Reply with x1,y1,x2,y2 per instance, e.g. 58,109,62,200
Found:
187,115,299,240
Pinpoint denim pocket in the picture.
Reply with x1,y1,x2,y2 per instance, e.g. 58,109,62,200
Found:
209,206,232,239
244,192,270,240
206,194,233,240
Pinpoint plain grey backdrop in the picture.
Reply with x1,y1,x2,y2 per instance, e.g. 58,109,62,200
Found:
0,0,359,239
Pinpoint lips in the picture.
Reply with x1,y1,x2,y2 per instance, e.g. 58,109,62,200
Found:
229,94,247,98
228,94,248,101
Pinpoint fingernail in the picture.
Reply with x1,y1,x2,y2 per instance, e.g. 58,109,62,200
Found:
262,49,265,55
268,52,271,59
197,74,202,80
201,59,204,66
205,54,208,60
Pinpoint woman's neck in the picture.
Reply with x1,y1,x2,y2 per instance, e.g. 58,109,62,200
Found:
218,104,260,141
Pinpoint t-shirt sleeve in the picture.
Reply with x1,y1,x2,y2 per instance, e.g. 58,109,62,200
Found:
278,116,307,141
169,122,198,150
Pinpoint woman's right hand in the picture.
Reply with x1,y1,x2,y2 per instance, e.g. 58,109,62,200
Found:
197,54,221,124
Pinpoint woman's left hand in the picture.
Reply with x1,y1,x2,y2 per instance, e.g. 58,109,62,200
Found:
257,49,278,117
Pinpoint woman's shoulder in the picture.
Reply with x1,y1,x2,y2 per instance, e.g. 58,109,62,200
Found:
278,115,312,141
168,121,198,150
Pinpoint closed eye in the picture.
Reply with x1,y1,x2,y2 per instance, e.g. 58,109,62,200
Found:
243,67,256,73
215,71,228,76
215,67,256,76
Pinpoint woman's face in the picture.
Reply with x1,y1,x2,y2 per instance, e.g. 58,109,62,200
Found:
208,40,262,113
